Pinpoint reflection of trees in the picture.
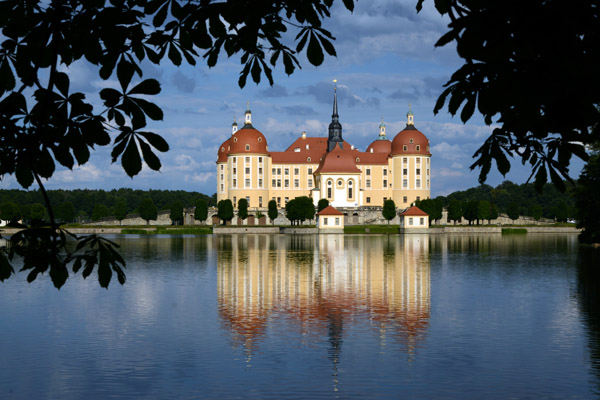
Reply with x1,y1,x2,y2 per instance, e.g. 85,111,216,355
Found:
216,234,431,362
576,248,600,396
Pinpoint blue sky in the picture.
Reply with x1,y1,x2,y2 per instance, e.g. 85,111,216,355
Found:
1,0,584,197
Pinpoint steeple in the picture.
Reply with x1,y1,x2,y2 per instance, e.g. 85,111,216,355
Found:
327,80,343,152
377,117,387,140
232,118,238,135
243,101,252,128
407,103,414,126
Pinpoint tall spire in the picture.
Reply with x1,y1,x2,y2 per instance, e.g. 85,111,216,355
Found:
327,79,343,152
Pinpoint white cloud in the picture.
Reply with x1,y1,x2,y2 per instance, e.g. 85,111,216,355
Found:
431,142,467,161
50,163,106,184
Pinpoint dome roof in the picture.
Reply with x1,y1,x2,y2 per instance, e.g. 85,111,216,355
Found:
366,139,391,154
314,143,361,174
217,138,230,162
391,125,430,156
228,127,269,155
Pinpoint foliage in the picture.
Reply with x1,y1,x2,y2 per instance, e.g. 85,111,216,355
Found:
237,198,249,220
418,0,598,190
169,201,184,225
114,199,127,224
415,198,442,225
268,200,278,224
0,202,20,223
575,150,600,243
255,210,265,221
217,199,234,225
529,204,543,221
477,200,491,224
317,198,330,212
447,199,462,224
285,196,315,225
382,199,396,225
91,204,109,221
0,0,353,287
139,198,158,225
462,200,478,225
489,203,499,221
56,201,76,223
507,202,520,222
194,198,208,223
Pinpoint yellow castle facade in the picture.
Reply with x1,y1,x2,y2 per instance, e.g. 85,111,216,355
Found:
216,87,432,209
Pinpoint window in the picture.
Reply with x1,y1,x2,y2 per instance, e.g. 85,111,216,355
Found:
259,157,262,163
285,179,289,187
245,167,250,174
416,158,421,164
324,217,328,225
220,165,224,171
308,168,313,175
284,168,289,175
234,137,237,142
420,217,424,225
335,217,340,226
409,138,414,144
403,157,407,164
383,180,387,188
277,168,281,175
233,178,237,187
233,197,237,206
416,145,420,151
220,174,223,181
272,179,276,187
366,197,371,203
403,168,407,175
233,157,237,163
366,180,371,188
416,196,421,201
348,180,353,199
220,183,223,191
258,167,262,174
245,157,250,163
307,157,311,162
259,196,263,207
258,178,263,187
427,168,430,176
383,169,387,176
416,168,420,175
403,179,407,188
308,179,313,188
246,196,250,206
366,168,371,176
294,179,299,188
416,179,421,188
277,179,281,187
327,180,332,199
245,144,250,151
294,168,299,175
245,178,250,187
233,167,237,174
272,168,276,175
277,197,281,206
337,179,343,187
284,197,289,204
409,217,413,225
258,137,262,142
427,179,430,188
403,145,407,151
403,196,407,203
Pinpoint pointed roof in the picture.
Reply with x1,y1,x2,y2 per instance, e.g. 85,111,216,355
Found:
317,205,344,216
400,206,429,216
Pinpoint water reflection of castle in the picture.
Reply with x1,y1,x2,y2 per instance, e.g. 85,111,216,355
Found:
217,234,431,361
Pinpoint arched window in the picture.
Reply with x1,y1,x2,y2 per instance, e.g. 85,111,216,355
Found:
416,145,420,151
403,145,407,151
327,180,333,199
348,180,353,199
356,157,360,162
245,144,250,151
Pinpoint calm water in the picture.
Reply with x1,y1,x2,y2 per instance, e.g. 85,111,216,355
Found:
1,233,598,399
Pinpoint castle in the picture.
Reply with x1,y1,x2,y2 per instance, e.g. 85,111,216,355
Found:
216,86,431,209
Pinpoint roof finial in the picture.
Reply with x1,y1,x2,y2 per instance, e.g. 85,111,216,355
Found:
407,103,414,126
244,102,252,127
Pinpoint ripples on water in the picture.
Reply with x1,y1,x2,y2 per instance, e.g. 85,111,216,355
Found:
0,233,598,399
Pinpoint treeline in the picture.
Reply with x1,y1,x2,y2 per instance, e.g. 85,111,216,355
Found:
416,180,576,225
0,188,216,224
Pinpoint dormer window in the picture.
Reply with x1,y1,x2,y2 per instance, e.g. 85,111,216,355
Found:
245,144,250,151
403,145,407,151
233,137,237,142
221,147,224,152
294,147,300,152
307,157,311,162
409,138,414,144
416,145,420,151
356,157,360,162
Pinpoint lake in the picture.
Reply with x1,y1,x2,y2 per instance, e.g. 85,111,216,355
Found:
1,233,598,399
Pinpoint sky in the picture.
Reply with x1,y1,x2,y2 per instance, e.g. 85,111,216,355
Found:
1,0,584,197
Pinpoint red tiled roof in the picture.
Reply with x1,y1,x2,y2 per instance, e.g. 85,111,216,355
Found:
313,143,361,174
217,138,230,162
391,126,431,156
400,206,429,216
228,127,269,155
366,139,392,154
317,205,343,216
